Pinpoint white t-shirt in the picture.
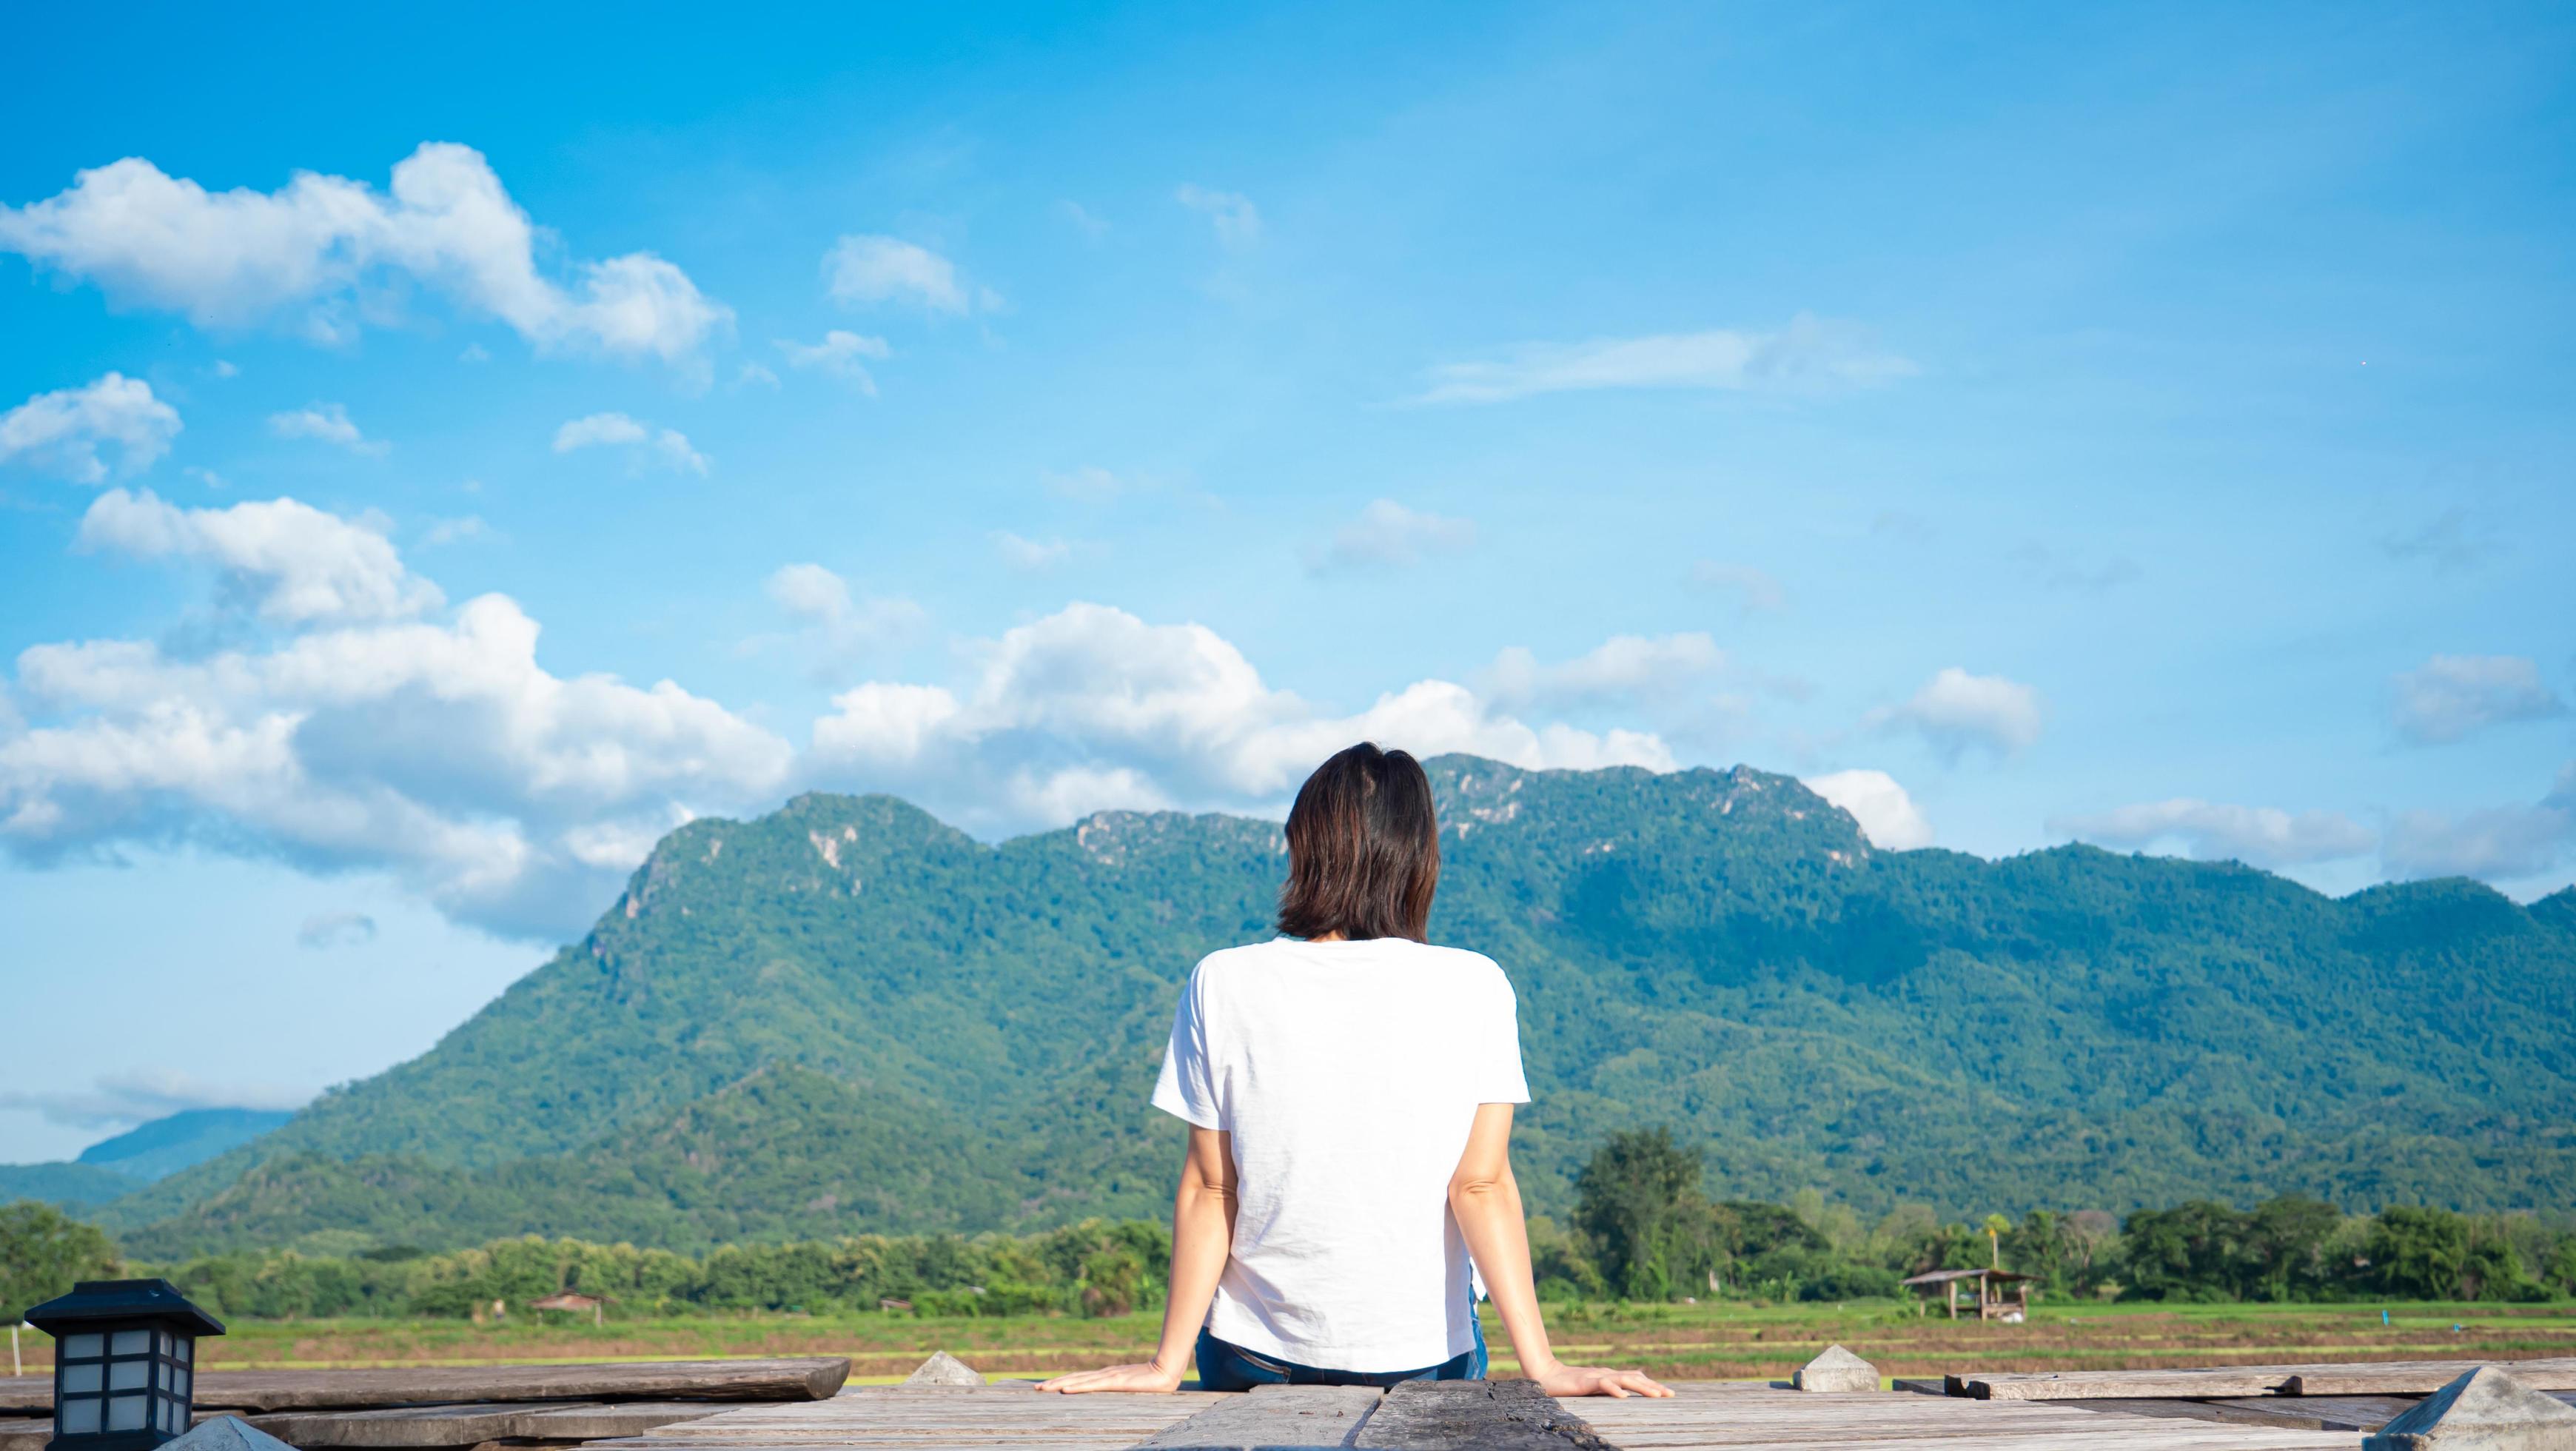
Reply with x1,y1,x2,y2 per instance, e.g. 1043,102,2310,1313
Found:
1150,935,1530,1372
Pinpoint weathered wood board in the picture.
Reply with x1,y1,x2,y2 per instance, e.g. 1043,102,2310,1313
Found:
1130,1384,1381,1448
0,1359,845,1415
2284,1358,2576,1395
234,1400,726,1447
1349,1380,1612,1450
244,1402,560,1447
1572,1381,2355,1449
506,1403,730,1438
1948,1365,2315,1400
586,1384,1227,1451
2063,1395,2418,1432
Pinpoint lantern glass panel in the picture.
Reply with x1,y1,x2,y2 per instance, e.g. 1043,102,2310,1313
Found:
64,1333,103,1359
174,1368,190,1397
63,1364,103,1393
173,1339,189,1366
156,1331,172,1356
109,1361,147,1391
108,1395,147,1431
59,1399,102,1435
111,1330,150,1356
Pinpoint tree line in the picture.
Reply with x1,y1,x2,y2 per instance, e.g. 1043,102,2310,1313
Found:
1543,1129,2576,1305
7,1129,2575,1324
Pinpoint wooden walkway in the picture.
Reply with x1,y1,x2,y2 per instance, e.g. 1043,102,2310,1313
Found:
580,1379,2360,1450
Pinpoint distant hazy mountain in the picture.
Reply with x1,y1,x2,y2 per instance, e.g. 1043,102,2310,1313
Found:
78,1108,297,1182
98,756,2576,1258
0,1160,140,1208
1,1106,294,1210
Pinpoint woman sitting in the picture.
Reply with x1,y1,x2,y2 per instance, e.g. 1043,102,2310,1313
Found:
1042,743,1669,1399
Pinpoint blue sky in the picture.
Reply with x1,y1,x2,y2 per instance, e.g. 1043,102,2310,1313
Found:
4,2,2571,1163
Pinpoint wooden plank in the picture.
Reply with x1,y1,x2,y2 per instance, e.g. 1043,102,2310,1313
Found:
2218,1395,2421,1431
1128,1384,1383,1448
0,1359,846,1415
1953,1366,2311,1401
506,1403,728,1438
1351,1379,1611,1450
1574,1381,2357,1448
0,1419,44,1451
2059,1398,2364,1432
2284,1358,2576,1395
582,1386,1224,1451
245,1401,600,1446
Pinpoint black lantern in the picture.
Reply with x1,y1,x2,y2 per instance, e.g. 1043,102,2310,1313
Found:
27,1279,224,1451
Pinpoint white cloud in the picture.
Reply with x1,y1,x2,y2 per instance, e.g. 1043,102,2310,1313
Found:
1307,499,1475,573
2381,765,2576,882
807,602,1673,836
1688,560,1787,613
734,361,781,389
762,563,926,668
1415,313,1915,405
1059,200,1110,238
823,235,989,313
0,144,729,364
1483,634,1725,710
1871,666,2042,760
1804,768,1934,850
212,359,240,378
2391,654,2564,745
552,412,708,475
2050,797,2376,868
0,1069,314,1130
777,329,891,393
4,585,794,937
993,532,1073,572
0,372,182,483
9,519,1712,936
1175,185,1261,249
268,401,386,455
184,466,227,489
77,488,443,624
298,909,376,948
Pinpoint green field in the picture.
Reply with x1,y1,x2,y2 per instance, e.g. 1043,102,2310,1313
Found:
16,1299,2573,1385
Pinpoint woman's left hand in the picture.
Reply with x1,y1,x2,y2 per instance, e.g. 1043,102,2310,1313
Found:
1532,1362,1674,1398
1036,1360,1187,1394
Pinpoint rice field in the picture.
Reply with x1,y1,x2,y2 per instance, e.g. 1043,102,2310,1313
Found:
16,1299,2575,1384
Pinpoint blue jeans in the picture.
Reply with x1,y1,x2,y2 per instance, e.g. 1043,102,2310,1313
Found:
1193,1291,1488,1390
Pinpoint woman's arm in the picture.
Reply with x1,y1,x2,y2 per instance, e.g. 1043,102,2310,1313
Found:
1039,1125,1236,1393
1449,1103,1670,1398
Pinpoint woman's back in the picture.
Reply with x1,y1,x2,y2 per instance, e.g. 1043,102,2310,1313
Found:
1155,935,1526,1370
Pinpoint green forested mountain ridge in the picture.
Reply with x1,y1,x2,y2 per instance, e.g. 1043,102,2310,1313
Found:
102,756,2576,1258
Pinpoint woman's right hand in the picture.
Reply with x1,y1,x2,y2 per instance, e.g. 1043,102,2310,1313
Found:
1036,1360,1187,1394
1530,1362,1673,1398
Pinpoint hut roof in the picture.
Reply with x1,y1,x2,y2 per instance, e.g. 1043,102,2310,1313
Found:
1899,1267,2040,1285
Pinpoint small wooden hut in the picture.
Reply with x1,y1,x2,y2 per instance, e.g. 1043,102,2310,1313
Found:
529,1290,605,1325
1900,1267,2039,1321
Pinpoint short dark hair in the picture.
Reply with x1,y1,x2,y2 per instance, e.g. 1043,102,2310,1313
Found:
1276,743,1441,942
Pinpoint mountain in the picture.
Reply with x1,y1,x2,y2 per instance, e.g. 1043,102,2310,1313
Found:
79,1108,296,1182
0,1160,140,1207
0,1107,294,1210
101,757,2576,1258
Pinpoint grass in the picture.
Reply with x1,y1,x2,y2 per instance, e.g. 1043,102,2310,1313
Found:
16,1299,2575,1384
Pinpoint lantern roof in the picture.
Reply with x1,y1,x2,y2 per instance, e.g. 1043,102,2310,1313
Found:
25,1279,225,1338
